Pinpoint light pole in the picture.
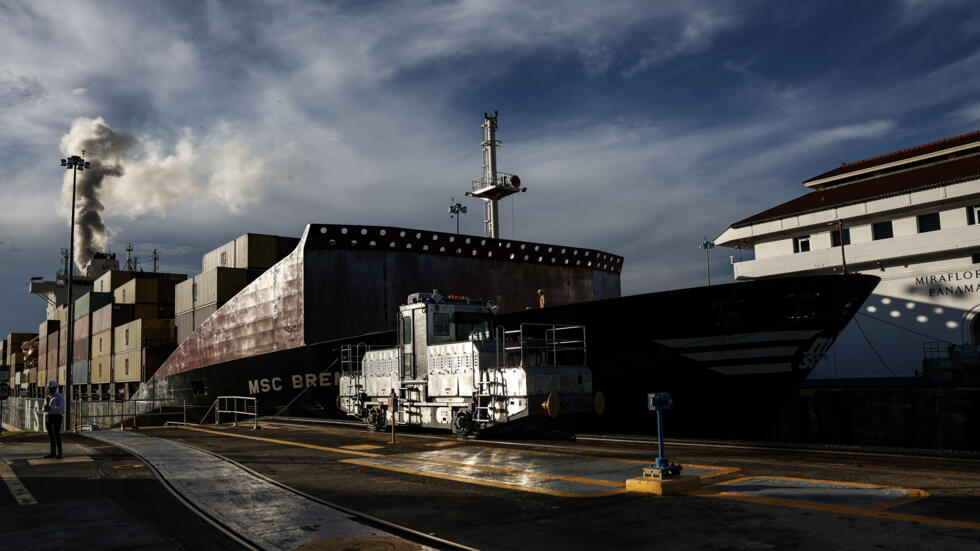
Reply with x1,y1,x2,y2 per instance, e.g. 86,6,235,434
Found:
448,197,467,235
699,238,715,286
60,152,90,430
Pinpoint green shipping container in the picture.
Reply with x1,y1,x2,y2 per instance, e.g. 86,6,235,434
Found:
75,292,112,320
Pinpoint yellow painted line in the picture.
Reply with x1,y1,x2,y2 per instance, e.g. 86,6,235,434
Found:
113,464,146,470
425,441,461,448
26,457,94,466
683,463,741,482
0,460,37,506
341,444,383,451
468,444,650,465
341,458,628,499
172,426,381,457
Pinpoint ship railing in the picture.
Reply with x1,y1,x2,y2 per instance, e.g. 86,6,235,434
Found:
471,171,520,192
499,323,588,368
215,395,259,430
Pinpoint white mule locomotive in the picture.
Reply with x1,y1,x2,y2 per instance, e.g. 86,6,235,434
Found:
338,292,604,436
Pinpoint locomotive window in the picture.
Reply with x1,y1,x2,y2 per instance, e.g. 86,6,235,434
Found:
433,313,450,336
402,316,412,344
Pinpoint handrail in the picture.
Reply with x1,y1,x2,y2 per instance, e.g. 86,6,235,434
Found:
215,395,259,430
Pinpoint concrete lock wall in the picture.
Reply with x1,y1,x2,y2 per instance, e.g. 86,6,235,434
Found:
0,396,187,432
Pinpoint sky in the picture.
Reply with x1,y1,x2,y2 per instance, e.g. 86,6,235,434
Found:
2,0,980,334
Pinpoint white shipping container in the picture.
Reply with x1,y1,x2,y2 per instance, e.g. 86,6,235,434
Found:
194,267,248,308
202,240,236,273
175,278,195,315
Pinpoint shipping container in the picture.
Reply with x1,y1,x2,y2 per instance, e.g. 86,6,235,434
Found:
156,278,178,305
91,355,111,384
38,320,59,340
73,336,90,363
91,330,112,357
38,352,46,374
57,365,66,385
73,315,92,341
176,310,194,343
194,267,248,308
92,303,134,334
175,278,195,315
58,342,66,366
114,319,174,354
94,270,135,293
56,305,69,333
47,346,58,369
276,236,300,260
31,367,41,385
72,361,89,385
133,303,175,320
234,233,278,269
38,333,47,356
114,278,158,305
74,292,112,320
113,347,167,383
202,240,236,272
193,303,218,329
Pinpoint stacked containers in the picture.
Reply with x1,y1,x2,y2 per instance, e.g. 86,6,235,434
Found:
90,303,134,385
113,318,174,383
72,292,110,387
192,267,249,329
114,277,179,319
175,278,194,343
6,332,36,383
56,305,68,385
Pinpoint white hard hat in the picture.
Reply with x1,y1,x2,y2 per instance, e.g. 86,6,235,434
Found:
47,380,58,389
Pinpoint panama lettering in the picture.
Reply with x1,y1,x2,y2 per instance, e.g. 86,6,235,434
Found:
915,270,980,297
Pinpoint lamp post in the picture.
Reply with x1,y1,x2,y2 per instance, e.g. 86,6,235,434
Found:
60,152,90,430
699,238,715,286
448,197,467,235
833,220,848,274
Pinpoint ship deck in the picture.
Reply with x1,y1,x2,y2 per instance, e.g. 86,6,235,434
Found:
1,421,977,549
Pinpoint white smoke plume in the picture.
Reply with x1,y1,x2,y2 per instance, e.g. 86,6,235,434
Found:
59,117,271,271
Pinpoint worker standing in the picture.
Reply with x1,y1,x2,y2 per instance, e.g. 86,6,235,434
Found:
538,289,546,309
42,380,64,459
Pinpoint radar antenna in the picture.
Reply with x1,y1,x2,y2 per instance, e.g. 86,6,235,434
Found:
151,248,159,272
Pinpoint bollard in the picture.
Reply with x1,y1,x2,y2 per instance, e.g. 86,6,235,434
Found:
183,400,187,426
389,388,398,445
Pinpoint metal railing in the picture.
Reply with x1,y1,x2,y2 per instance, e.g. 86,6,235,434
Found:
215,396,259,429
499,323,587,368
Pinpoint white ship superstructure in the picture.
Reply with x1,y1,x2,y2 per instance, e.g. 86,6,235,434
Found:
716,131,980,378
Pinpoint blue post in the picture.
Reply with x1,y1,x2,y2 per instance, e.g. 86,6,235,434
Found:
655,409,666,468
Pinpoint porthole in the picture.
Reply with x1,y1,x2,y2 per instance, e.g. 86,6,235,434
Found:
406,243,412,249
351,240,358,246
390,241,396,248
432,234,439,241
379,229,387,236
439,246,446,252
369,240,376,246
399,230,406,237
449,236,456,243
319,227,327,234
341,227,349,235
481,239,486,246
465,238,471,244
423,244,429,251
360,228,368,236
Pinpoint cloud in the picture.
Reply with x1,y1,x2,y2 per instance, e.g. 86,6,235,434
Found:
957,102,980,123
0,70,45,108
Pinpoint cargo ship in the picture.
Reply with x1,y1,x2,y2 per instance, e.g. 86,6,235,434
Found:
2,113,879,436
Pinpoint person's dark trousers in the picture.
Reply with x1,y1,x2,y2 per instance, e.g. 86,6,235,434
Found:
45,414,63,458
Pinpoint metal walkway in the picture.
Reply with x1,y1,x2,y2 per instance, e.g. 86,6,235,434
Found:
85,429,436,551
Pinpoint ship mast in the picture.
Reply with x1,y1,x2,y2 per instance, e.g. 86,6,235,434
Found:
467,111,525,238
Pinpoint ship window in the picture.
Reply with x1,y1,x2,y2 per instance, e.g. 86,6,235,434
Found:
402,316,412,344
872,221,893,240
831,228,850,247
433,313,450,336
792,235,810,253
917,212,940,233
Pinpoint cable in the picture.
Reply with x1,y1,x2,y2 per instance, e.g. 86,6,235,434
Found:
852,316,896,376
856,311,953,343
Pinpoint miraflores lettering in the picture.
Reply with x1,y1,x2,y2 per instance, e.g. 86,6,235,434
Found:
247,372,337,394
914,270,980,297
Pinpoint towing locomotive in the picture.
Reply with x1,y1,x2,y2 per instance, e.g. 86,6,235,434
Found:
338,292,605,436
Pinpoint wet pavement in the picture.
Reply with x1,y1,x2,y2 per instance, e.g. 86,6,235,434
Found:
2,422,979,550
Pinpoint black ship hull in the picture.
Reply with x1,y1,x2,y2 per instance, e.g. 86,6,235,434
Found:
139,273,878,437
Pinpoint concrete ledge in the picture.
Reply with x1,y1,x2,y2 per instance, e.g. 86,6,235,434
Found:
626,475,701,495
